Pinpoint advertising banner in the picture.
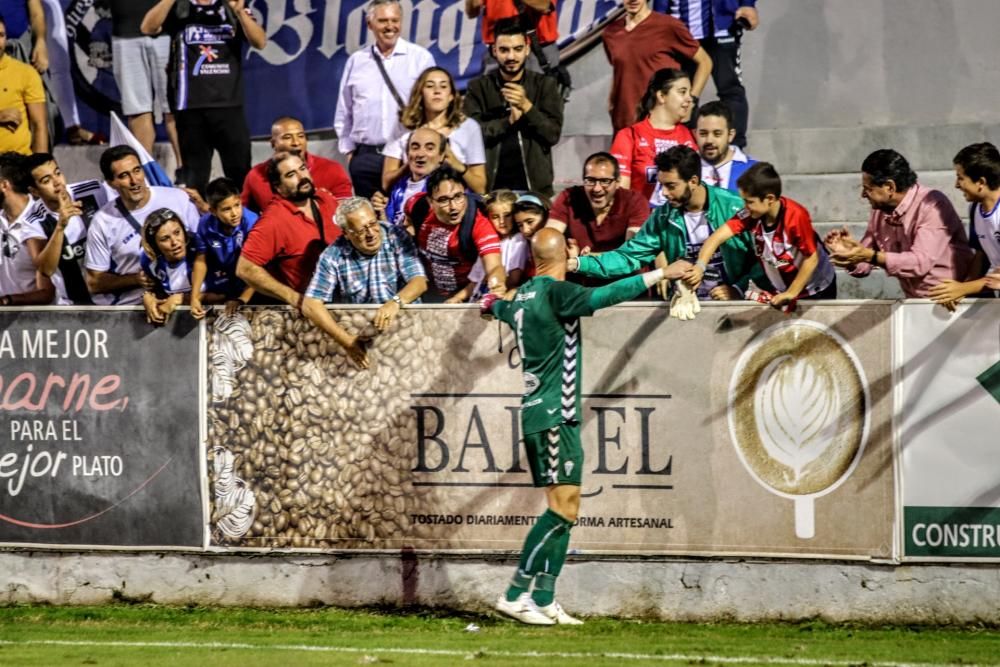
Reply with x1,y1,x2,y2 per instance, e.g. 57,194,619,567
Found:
60,0,622,137
0,310,204,548
206,303,895,558
899,301,1000,561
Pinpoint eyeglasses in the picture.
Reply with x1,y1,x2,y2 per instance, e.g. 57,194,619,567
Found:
583,177,616,188
348,222,380,236
432,192,466,208
145,208,180,230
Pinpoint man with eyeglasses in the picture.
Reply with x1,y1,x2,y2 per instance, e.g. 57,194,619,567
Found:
406,164,506,301
301,196,426,369
568,144,764,301
0,151,55,306
547,152,648,285
85,145,200,305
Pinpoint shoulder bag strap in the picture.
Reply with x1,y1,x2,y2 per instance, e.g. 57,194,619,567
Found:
115,198,143,235
309,198,326,245
372,46,406,109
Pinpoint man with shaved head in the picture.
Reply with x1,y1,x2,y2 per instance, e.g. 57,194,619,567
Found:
242,116,353,213
482,227,683,626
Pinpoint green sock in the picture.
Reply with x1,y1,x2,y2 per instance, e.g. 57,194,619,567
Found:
532,523,573,607
505,509,571,602
504,569,533,602
532,572,557,607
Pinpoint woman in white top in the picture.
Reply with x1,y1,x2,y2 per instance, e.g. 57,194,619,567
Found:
382,67,487,194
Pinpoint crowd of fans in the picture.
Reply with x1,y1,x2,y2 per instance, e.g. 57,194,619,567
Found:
0,0,998,358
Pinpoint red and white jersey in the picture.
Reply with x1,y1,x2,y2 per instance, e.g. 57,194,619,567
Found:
611,118,697,203
727,197,835,296
417,207,501,295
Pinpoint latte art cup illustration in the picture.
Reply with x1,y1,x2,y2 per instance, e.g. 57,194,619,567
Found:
728,320,869,539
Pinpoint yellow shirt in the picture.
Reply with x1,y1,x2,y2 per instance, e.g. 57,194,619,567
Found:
0,55,45,155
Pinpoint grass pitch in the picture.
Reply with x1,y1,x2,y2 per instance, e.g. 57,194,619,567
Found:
1,605,999,666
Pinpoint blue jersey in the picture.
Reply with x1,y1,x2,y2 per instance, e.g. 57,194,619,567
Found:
193,211,257,297
140,252,195,296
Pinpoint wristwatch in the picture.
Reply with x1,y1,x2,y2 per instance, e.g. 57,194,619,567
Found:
391,295,403,306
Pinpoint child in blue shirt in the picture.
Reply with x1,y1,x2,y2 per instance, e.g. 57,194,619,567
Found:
190,178,258,318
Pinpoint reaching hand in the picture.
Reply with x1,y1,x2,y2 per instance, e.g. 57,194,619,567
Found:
479,293,499,320
681,264,704,290
928,279,968,312
984,269,1000,290
343,335,370,369
374,298,401,332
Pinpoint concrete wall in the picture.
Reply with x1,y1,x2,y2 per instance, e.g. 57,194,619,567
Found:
4,551,999,624
566,0,1000,136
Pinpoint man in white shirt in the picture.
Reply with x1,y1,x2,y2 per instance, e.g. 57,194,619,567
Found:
25,152,115,304
0,152,55,306
695,101,756,193
85,145,200,305
333,0,434,199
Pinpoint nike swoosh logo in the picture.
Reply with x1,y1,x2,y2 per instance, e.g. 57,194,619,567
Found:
546,408,558,414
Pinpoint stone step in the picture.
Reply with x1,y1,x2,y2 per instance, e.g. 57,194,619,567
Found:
747,123,1000,176
783,171,966,224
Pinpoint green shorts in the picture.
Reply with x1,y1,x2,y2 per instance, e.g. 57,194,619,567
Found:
523,423,583,487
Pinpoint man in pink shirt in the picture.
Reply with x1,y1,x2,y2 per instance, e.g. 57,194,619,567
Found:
824,149,974,298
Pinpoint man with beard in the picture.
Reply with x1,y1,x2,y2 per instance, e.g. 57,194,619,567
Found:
0,152,54,306
569,145,762,301
334,0,434,199
302,197,426,369
464,19,563,198
237,152,341,309
695,101,756,193
242,116,353,214
547,152,648,285
374,127,445,227
824,149,974,298
85,145,200,305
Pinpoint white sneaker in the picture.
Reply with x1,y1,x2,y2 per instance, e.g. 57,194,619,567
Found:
495,593,556,625
537,600,584,625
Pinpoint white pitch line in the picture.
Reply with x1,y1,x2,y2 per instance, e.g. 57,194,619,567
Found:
0,638,988,667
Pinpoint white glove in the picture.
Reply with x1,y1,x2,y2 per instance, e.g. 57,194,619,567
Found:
669,280,701,321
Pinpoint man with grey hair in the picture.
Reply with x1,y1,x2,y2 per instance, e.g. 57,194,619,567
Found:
301,196,427,369
334,0,435,200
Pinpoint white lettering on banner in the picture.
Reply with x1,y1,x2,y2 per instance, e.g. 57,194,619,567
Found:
15,329,109,360
10,420,82,442
0,445,68,497
72,455,124,478
912,523,1000,549
256,0,478,73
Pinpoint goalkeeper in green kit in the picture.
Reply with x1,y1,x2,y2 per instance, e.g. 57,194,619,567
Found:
481,228,679,625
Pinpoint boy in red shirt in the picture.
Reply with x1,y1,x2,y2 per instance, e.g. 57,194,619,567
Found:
684,162,836,306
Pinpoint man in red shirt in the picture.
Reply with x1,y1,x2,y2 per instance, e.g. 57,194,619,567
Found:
547,152,648,284
242,116,353,214
237,152,342,308
603,0,712,133
406,165,506,301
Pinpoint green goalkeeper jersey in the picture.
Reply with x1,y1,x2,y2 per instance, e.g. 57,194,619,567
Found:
492,273,650,435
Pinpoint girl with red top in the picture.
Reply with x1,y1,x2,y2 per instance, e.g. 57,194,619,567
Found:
610,68,697,205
